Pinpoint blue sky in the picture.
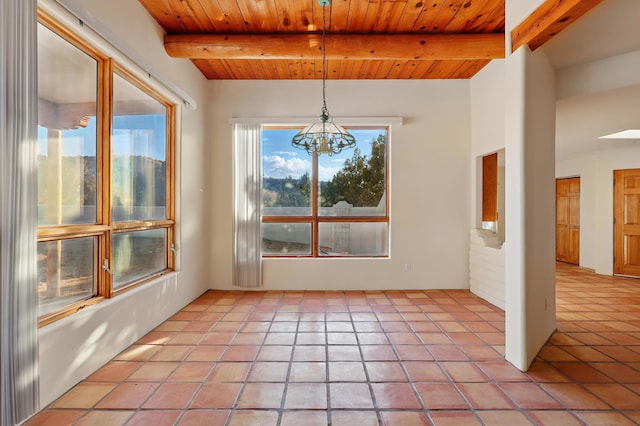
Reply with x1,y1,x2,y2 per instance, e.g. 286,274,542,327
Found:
37,114,167,160
262,127,385,181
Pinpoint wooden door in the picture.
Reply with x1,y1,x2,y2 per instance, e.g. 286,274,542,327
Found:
556,177,580,264
614,169,640,277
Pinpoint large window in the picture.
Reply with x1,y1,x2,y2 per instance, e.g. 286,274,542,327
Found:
262,127,389,257
36,13,175,325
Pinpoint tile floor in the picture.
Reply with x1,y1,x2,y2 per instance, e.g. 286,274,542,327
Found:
26,263,640,425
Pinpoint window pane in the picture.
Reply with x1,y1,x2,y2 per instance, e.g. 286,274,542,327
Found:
262,128,312,216
37,237,95,316
262,223,312,255
112,228,167,288
318,222,389,256
37,23,97,225
319,129,387,217
112,74,167,222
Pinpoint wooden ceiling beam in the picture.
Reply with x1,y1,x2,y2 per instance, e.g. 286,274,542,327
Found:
164,33,505,61
511,0,604,53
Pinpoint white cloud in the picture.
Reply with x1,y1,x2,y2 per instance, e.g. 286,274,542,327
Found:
263,154,311,178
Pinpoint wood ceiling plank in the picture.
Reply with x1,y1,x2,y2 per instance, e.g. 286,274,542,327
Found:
410,1,446,32
455,58,491,78
234,0,281,32
371,0,408,33
511,0,604,52
301,58,317,79
344,0,370,32
424,0,462,33
328,0,350,34
204,0,250,33
406,59,435,79
444,0,496,32
393,1,425,33
466,0,505,33
373,60,397,79
164,33,505,60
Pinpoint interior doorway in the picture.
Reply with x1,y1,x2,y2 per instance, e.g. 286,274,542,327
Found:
556,177,580,265
614,169,640,277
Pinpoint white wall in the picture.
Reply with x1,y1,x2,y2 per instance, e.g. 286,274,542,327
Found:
37,0,211,407
209,79,472,291
504,46,557,370
469,60,507,309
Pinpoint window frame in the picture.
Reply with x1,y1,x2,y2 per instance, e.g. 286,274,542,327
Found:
261,125,390,258
36,11,176,326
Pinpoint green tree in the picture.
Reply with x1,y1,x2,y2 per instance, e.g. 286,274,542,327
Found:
274,172,310,207
321,134,385,207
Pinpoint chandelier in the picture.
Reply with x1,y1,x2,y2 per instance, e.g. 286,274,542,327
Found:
291,0,356,156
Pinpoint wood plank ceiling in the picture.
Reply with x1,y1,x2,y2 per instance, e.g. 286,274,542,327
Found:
138,0,506,80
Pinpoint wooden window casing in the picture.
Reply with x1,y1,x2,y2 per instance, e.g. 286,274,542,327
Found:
36,11,175,326
262,126,389,258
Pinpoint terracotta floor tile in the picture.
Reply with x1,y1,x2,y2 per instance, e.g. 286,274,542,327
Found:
143,383,200,409
74,410,134,425
360,344,397,361
457,383,514,409
49,383,115,409
34,266,640,424
236,383,284,409
227,410,279,426
428,411,482,425
127,410,182,426
284,383,327,409
365,361,407,382
189,383,242,408
328,345,362,361
429,344,470,361
477,361,532,382
281,411,328,426
583,383,640,409
264,332,296,345
329,383,374,409
22,409,85,426
499,383,562,409
218,345,259,362
403,361,449,382
85,361,141,382
525,360,571,383
127,362,178,382
414,382,468,409
380,411,430,425
293,345,326,361
541,383,611,409
248,362,289,382
395,344,433,361
476,411,534,426
330,411,379,426
115,344,161,361
329,361,367,381
95,382,158,409
591,362,640,383
168,362,213,382
327,332,357,345
256,345,293,361
576,411,639,426
185,345,225,362
551,362,615,383
526,410,583,426
371,383,422,409
296,332,326,345
289,362,327,382
440,361,487,382
357,332,389,344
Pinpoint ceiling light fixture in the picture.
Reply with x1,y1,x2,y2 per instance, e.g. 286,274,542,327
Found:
291,0,355,156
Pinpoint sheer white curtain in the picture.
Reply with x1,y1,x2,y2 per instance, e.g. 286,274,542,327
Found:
233,124,263,287
0,0,40,424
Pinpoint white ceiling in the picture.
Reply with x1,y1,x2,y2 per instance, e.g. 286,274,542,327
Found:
544,0,640,162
